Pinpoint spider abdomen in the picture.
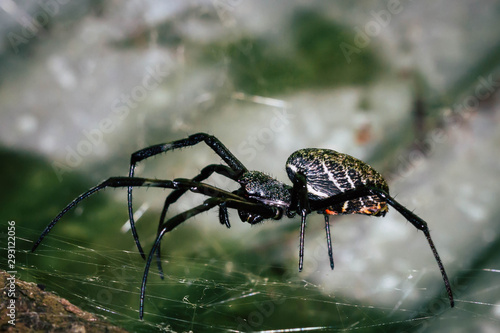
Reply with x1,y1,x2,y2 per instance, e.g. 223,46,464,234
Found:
286,148,389,216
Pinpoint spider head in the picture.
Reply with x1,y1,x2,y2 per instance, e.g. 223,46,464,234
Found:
236,171,291,224
237,171,292,207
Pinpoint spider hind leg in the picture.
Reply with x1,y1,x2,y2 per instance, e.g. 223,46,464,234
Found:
310,186,454,308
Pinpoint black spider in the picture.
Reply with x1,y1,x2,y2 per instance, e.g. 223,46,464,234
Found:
32,133,454,319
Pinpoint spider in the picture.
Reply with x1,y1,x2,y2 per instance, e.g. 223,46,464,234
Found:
32,133,454,319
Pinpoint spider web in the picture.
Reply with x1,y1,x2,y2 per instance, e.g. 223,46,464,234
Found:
5,199,500,333
5,98,500,331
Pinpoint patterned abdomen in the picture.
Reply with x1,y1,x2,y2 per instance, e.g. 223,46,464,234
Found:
286,148,389,216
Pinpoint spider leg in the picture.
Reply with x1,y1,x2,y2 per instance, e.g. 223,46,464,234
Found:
140,199,219,319
139,196,278,319
310,187,454,308
298,210,307,271
381,192,454,308
324,214,334,270
290,172,312,272
218,201,231,228
31,177,248,253
291,169,334,271
155,164,240,279
128,133,248,259
158,164,240,227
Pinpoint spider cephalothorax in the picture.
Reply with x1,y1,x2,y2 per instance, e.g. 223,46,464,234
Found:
32,133,454,319
237,171,291,223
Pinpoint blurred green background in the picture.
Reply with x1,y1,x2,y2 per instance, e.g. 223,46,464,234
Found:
1,1,500,332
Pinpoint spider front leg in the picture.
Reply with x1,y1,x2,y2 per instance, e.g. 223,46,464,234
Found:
31,177,249,253
127,133,248,259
